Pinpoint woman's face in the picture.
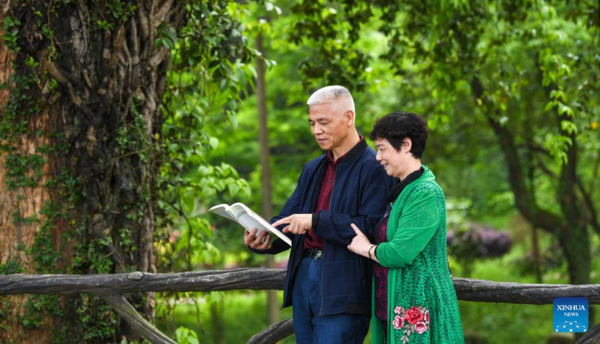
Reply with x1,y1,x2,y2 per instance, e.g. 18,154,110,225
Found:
374,138,410,179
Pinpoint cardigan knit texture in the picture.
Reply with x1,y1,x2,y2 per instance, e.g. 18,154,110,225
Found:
372,166,465,344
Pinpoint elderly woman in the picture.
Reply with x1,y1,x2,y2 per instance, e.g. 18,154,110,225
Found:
348,112,464,344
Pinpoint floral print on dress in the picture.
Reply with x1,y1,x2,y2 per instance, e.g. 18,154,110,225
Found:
392,306,429,343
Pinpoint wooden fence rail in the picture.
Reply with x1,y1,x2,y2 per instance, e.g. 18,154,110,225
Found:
1,268,598,343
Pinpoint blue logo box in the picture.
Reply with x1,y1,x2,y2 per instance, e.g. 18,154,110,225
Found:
553,297,588,333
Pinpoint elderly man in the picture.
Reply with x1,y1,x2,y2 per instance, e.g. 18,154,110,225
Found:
245,86,393,343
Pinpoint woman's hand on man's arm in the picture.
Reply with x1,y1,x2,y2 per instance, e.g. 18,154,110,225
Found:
347,224,379,263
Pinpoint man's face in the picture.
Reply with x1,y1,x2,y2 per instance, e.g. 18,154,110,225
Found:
308,102,352,151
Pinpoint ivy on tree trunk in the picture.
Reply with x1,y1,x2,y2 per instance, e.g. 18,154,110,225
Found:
0,1,184,342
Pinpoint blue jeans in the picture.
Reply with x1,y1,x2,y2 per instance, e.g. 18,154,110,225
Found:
292,257,370,344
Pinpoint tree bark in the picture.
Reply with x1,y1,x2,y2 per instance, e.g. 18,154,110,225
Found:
2,270,600,305
0,8,56,341
96,292,176,344
0,1,182,341
531,225,542,283
3,270,600,343
247,319,294,344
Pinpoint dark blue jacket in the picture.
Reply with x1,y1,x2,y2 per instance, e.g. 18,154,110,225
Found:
255,139,394,316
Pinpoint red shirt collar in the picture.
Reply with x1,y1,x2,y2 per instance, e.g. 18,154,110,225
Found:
326,136,364,167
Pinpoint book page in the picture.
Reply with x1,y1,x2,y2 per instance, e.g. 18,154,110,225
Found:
208,204,235,221
229,203,291,246
228,204,266,234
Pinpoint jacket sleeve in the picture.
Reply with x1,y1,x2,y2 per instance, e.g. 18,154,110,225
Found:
314,164,392,246
375,187,440,269
248,166,305,255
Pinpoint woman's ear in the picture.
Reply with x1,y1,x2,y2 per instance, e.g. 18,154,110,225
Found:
402,137,413,153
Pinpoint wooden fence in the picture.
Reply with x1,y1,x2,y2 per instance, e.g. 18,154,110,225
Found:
1,268,599,343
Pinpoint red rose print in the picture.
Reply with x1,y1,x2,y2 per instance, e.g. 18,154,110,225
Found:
423,310,430,323
403,306,424,325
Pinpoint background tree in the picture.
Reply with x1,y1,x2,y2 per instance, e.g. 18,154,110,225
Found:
0,1,253,342
256,30,280,326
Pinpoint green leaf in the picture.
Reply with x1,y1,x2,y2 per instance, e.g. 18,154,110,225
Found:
557,102,573,116
241,182,251,198
561,120,577,134
227,111,238,128
209,137,219,149
201,185,215,197
176,326,199,344
228,182,240,196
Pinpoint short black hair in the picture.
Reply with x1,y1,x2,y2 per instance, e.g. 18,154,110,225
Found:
369,112,429,158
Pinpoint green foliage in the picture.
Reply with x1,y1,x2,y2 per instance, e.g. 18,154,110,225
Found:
77,296,119,341
288,1,372,90
0,298,11,333
266,0,599,285
2,15,21,52
106,0,137,21
0,0,265,341
21,295,62,329
0,11,116,338
0,0,596,341
156,0,257,272
155,23,178,50
0,260,21,275
92,1,137,30
4,153,46,190
458,234,600,343
176,326,200,344
180,1,599,341
157,291,295,344
97,20,115,31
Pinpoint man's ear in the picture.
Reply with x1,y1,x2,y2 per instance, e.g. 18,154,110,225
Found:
345,110,355,126
402,138,413,152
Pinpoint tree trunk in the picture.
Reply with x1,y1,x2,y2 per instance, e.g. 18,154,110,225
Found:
0,1,181,342
531,225,542,283
0,9,56,342
557,122,590,286
470,77,591,287
256,31,279,326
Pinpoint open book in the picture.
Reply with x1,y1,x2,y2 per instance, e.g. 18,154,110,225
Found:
208,203,292,246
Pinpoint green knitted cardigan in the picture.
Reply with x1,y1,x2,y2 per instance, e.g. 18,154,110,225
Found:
372,166,464,344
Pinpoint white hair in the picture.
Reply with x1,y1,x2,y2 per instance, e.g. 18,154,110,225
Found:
306,85,355,114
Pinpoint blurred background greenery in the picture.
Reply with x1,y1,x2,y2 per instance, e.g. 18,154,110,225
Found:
153,0,600,343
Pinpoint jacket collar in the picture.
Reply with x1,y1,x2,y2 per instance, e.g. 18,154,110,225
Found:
327,137,367,165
